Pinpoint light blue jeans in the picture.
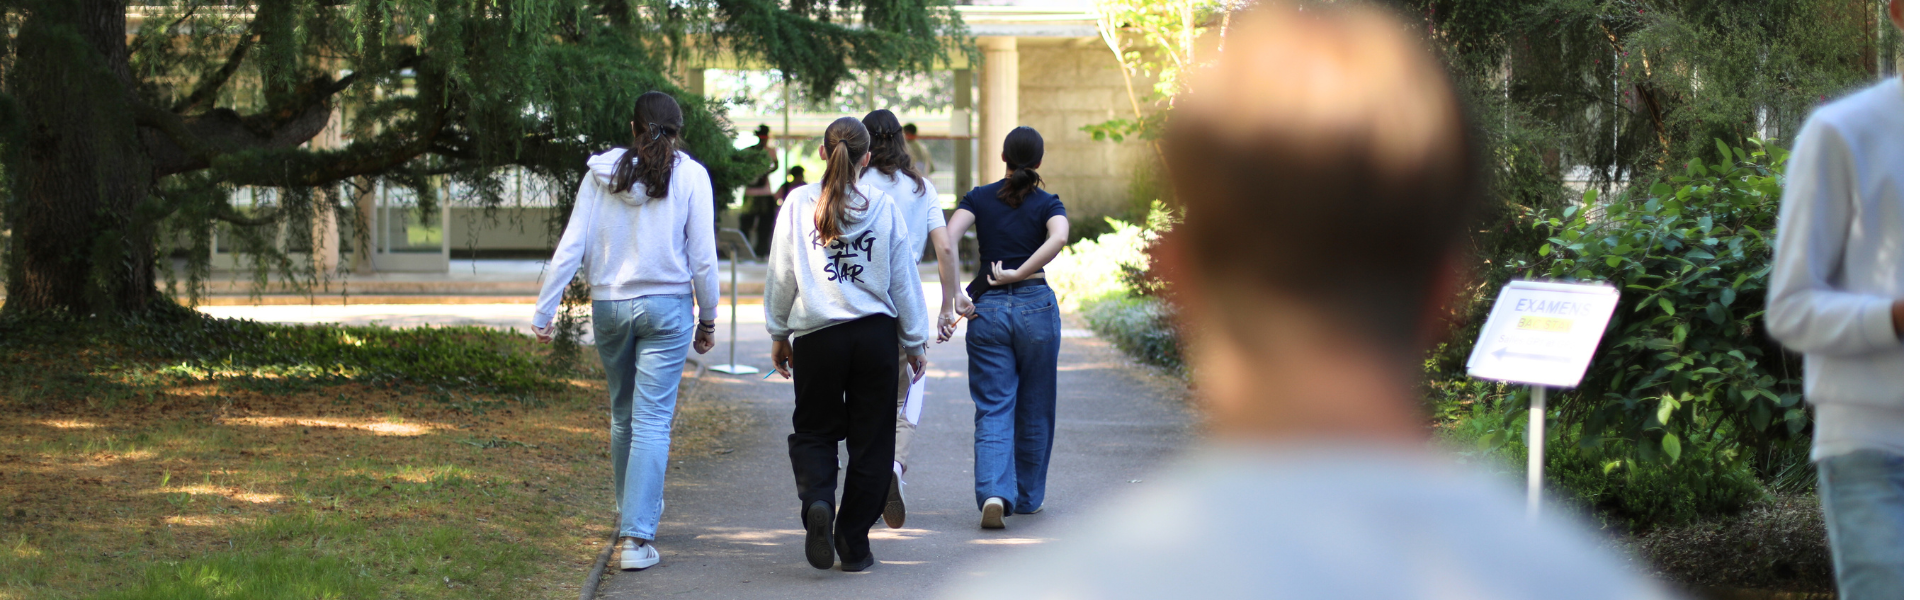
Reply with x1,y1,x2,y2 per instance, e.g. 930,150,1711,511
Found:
966,282,1061,512
1818,449,1903,600
593,294,693,541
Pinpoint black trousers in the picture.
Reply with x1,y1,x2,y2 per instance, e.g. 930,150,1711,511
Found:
788,314,899,559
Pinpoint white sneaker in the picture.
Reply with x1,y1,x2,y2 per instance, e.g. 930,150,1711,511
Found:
883,463,907,529
618,538,660,570
980,497,1007,530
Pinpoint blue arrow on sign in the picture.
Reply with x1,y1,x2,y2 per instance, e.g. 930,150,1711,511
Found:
1492,346,1571,363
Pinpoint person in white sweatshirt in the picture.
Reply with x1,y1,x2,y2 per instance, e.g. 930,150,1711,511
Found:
531,91,720,572
765,116,928,573
859,109,962,530
1765,3,1904,595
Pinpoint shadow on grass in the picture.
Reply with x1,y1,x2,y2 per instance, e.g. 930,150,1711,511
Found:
0,310,749,599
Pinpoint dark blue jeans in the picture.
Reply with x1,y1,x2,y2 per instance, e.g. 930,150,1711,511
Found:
966,282,1061,512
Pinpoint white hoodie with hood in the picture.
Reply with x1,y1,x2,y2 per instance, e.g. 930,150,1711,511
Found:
765,182,928,354
533,149,719,330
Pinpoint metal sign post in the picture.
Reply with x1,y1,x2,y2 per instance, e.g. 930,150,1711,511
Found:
1466,280,1620,521
1526,385,1547,518
710,228,759,375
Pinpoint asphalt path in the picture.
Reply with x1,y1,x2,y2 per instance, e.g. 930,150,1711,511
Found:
598,285,1196,599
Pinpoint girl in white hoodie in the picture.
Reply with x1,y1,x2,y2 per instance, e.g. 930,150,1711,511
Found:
765,116,927,572
532,91,719,571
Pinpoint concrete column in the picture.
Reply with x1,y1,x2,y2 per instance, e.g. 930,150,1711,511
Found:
951,69,973,196
682,67,706,98
310,107,346,276
978,37,1018,187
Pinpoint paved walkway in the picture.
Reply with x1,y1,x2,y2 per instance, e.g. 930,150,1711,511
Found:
598,292,1194,598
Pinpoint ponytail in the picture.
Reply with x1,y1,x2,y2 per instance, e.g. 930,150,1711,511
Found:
996,126,1046,208
612,91,684,198
815,116,872,244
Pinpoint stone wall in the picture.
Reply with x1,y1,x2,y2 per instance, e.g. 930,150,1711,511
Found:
1015,39,1156,224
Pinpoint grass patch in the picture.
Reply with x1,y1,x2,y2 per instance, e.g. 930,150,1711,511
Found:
0,310,747,600
0,308,554,410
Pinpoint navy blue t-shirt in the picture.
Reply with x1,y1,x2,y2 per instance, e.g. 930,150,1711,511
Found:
958,180,1066,298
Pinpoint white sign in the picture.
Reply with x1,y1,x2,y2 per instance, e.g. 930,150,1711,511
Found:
1466,280,1620,388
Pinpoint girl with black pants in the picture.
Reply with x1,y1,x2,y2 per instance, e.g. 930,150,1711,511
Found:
764,116,928,571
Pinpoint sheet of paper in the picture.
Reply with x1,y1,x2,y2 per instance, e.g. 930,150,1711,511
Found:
903,376,925,426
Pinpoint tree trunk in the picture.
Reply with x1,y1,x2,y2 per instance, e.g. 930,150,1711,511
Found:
3,0,158,315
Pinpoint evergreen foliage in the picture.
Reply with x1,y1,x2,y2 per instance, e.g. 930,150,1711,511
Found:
0,0,966,315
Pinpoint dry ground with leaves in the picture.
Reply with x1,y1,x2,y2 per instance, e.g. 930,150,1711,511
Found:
0,347,747,600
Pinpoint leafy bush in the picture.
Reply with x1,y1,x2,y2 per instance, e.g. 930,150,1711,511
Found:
1530,138,1804,477
1444,400,1764,533
1047,201,1187,374
1049,216,1158,313
1082,295,1185,376
1435,138,1810,533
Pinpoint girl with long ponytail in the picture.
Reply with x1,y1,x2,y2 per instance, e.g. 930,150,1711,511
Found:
943,125,1068,530
763,116,929,572
531,91,720,572
857,109,962,530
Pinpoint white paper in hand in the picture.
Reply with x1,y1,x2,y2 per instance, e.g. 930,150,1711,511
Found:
903,377,925,426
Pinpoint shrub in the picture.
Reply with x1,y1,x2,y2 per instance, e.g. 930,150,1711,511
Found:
1048,201,1186,375
1443,399,1764,534
1049,216,1158,313
1432,138,1805,530
1081,295,1185,376
1527,138,1805,484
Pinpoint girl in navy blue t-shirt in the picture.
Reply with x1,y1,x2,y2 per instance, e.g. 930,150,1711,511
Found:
943,126,1068,530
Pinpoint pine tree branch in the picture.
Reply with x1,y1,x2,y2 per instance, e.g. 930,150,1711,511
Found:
170,8,266,114
211,204,283,227
212,77,453,188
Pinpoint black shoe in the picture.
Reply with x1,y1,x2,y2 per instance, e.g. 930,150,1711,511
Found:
882,472,906,529
835,537,875,572
804,501,834,570
839,552,875,572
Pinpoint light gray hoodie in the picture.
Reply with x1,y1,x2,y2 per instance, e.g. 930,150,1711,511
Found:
533,149,719,330
765,182,928,354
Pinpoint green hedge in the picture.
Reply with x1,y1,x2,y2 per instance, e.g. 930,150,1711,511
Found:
1048,202,1187,376
1081,294,1186,377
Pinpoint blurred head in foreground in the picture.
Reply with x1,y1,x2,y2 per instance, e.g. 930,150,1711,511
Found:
1159,0,1478,442
939,3,1672,599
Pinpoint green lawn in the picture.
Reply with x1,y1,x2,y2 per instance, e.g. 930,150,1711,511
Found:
0,310,743,600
